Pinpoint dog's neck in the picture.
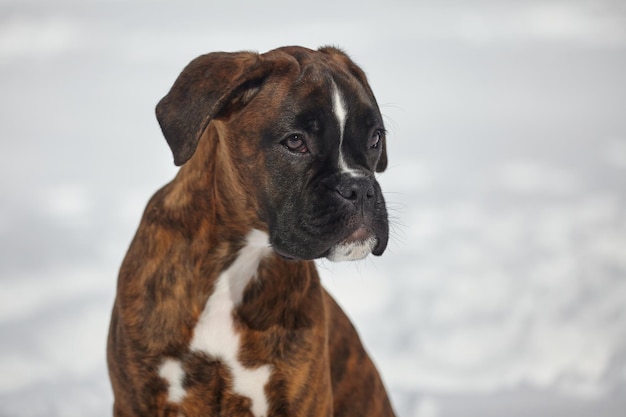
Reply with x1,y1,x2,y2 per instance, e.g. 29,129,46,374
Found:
151,123,322,329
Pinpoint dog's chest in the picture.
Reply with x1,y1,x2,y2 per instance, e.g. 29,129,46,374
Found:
159,230,273,417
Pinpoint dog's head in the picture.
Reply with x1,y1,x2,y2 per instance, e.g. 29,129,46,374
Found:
156,46,388,261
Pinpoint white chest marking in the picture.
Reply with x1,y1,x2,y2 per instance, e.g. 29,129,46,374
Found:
191,229,273,417
331,82,361,177
159,230,273,417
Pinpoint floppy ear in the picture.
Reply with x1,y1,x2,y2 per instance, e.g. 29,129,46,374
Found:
318,46,388,172
156,51,269,166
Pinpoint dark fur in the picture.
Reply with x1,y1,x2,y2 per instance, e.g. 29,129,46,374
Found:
108,46,395,417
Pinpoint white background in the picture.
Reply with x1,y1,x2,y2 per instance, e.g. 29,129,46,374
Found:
1,0,625,416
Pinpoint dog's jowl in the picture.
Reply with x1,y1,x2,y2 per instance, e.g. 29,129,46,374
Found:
107,46,396,417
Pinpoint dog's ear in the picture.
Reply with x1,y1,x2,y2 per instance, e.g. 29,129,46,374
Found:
318,46,388,173
156,52,269,166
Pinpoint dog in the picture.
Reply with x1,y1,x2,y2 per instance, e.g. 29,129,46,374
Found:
107,45,396,417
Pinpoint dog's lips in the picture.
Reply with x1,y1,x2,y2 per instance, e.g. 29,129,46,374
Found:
325,225,379,262
271,245,298,261
269,226,378,261
341,226,373,244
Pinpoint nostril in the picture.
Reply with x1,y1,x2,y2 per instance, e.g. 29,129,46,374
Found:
336,183,359,201
366,186,374,199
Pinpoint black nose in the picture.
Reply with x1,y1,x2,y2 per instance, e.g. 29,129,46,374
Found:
336,176,375,206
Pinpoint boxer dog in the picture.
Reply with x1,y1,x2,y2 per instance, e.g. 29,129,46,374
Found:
107,45,396,417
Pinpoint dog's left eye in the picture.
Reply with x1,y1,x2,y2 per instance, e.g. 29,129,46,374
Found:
282,134,309,154
369,130,383,150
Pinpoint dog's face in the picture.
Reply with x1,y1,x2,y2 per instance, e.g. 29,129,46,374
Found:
156,46,388,261
249,65,388,261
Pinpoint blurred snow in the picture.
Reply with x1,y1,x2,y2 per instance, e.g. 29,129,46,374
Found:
1,1,626,416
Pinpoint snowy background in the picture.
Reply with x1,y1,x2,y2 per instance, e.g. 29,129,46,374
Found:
1,0,626,416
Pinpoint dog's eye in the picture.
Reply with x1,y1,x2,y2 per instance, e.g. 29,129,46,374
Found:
282,134,309,154
369,130,383,149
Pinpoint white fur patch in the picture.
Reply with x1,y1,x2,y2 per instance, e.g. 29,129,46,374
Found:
159,358,187,403
332,83,347,140
327,236,377,262
189,229,273,417
332,82,361,177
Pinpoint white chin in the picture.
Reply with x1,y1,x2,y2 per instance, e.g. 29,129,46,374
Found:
326,237,376,262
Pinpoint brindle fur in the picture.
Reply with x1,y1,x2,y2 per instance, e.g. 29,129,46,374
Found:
108,46,396,417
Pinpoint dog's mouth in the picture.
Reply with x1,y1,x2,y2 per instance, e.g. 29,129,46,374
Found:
326,226,378,262
272,246,298,261
270,225,383,262
266,184,389,262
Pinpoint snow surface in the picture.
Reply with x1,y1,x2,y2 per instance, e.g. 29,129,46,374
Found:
1,1,626,416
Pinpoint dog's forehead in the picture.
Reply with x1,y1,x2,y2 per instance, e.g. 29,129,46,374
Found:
301,66,372,109
275,69,378,133
251,48,384,174
259,59,382,174
262,48,375,108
